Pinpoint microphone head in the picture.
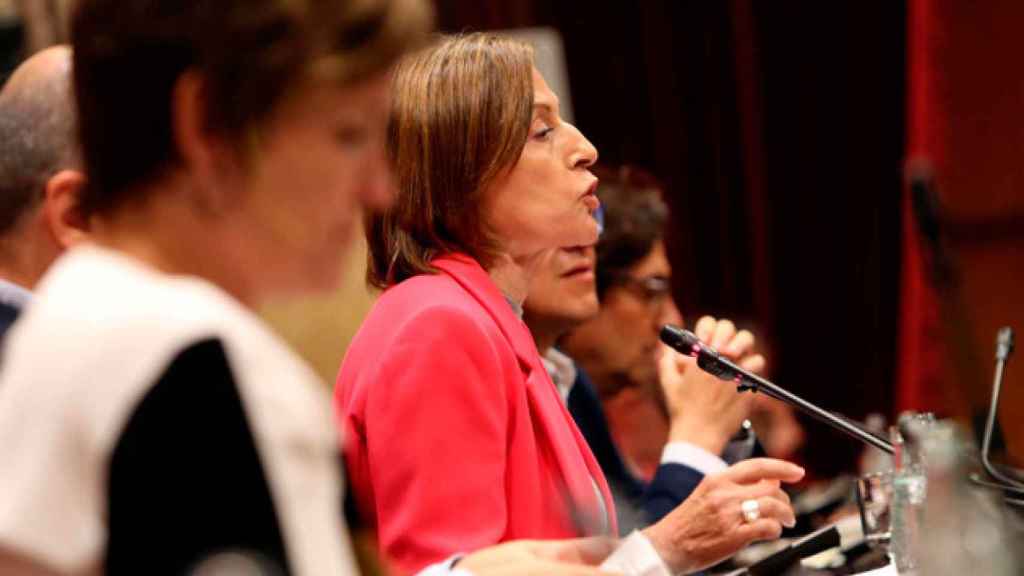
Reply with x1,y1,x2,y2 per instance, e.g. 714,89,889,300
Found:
997,326,1015,361
697,352,741,381
661,324,741,381
660,324,701,354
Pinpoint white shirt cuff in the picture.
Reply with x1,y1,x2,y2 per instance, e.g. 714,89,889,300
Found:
601,531,674,576
415,554,473,576
661,441,728,477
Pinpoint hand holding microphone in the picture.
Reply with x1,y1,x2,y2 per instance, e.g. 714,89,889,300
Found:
658,313,763,455
660,324,895,454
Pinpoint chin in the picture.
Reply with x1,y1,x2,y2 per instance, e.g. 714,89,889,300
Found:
628,363,659,387
578,300,600,320
564,218,600,246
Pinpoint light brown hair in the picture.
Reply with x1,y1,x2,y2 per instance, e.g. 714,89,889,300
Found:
71,0,434,216
366,32,535,288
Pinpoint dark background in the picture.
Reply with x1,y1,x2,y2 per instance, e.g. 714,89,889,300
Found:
438,1,907,476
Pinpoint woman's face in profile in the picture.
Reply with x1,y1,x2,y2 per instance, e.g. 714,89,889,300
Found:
484,68,601,259
231,70,395,294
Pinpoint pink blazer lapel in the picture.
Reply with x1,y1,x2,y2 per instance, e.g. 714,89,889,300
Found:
432,253,618,535
431,254,538,369
522,365,619,535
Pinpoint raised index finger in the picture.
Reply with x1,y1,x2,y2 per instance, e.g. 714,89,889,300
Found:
721,458,805,485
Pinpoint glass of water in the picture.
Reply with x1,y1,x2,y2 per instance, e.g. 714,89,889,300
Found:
888,413,934,572
855,469,893,548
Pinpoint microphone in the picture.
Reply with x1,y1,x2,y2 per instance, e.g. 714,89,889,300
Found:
659,323,742,378
741,519,865,576
659,325,894,454
977,327,1022,490
996,326,1015,362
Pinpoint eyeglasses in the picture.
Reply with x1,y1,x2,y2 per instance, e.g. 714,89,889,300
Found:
609,273,671,307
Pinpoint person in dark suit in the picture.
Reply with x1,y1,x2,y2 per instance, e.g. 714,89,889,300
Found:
524,169,768,534
0,44,88,338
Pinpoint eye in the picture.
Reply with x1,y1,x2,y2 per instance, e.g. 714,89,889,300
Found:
532,125,554,141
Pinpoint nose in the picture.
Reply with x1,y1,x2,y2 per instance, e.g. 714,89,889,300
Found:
566,122,598,170
657,296,683,328
358,145,397,213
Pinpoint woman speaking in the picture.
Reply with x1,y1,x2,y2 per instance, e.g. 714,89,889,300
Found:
337,33,609,566
335,33,802,575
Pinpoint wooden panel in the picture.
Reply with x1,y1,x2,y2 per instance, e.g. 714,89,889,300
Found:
951,239,1024,465
943,1,1024,464
946,2,1024,221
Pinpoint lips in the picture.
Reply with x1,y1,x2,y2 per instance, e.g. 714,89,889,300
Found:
581,177,600,211
561,258,595,278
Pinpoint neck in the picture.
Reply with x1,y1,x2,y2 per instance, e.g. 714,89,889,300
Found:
533,331,558,357
523,314,571,357
559,331,627,397
90,182,260,309
0,265,35,292
487,251,543,308
0,215,58,291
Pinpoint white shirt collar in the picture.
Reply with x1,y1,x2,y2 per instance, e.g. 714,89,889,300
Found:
0,277,32,310
541,347,578,404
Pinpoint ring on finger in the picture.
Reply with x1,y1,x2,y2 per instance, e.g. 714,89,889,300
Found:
741,499,760,523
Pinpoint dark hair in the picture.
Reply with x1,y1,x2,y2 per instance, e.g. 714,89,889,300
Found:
592,165,670,298
70,0,433,217
365,33,535,288
0,48,77,236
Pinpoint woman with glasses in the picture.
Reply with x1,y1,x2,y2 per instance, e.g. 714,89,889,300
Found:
523,169,772,536
559,169,790,523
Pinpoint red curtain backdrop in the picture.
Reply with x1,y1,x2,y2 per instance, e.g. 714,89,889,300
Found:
898,0,950,414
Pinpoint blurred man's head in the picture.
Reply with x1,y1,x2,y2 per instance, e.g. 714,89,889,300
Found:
0,45,87,289
523,245,601,353
525,167,672,396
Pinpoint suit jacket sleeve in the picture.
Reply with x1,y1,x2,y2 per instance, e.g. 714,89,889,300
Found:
567,366,705,527
360,306,512,573
643,462,705,524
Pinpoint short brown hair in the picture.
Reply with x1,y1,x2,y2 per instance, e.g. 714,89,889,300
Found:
365,33,535,288
71,0,433,217
592,165,669,298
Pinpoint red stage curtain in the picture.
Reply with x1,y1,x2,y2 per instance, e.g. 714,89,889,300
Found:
898,0,950,414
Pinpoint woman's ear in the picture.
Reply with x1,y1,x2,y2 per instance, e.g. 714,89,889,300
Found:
42,169,90,248
170,70,236,215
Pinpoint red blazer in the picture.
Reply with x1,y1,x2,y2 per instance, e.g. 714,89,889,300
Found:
335,254,617,573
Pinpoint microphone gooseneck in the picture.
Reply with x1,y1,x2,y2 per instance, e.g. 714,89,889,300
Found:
979,327,1022,490
659,324,894,454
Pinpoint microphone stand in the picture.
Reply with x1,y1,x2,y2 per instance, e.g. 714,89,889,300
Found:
971,327,1024,495
661,325,894,454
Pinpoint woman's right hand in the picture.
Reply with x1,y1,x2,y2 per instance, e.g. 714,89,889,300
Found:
642,458,804,574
